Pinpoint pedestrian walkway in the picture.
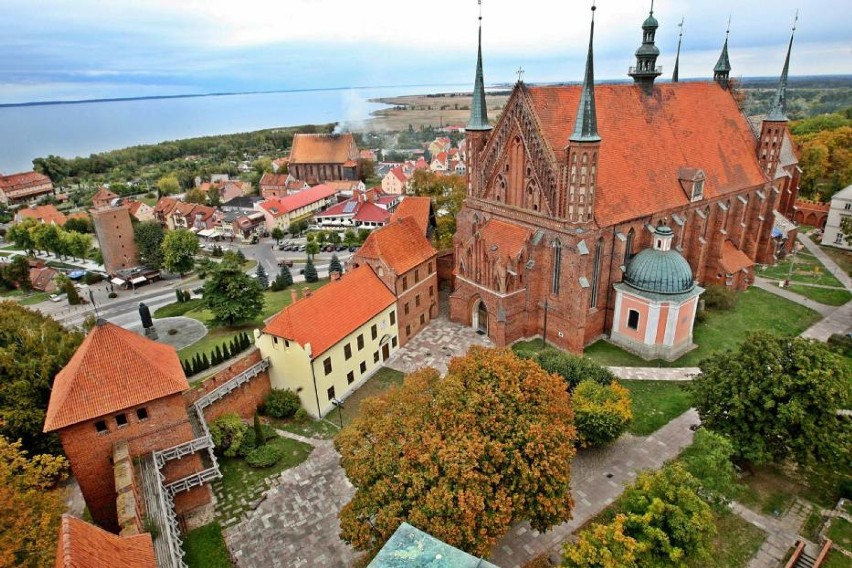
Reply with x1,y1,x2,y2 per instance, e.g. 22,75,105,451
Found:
753,277,836,317
798,232,852,290
385,315,493,375
731,499,815,568
609,366,700,381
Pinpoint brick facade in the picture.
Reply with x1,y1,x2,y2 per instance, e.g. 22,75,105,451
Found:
183,349,272,423
91,206,140,273
793,199,830,229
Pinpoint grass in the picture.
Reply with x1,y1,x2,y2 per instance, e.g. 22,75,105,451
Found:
18,291,51,305
182,522,232,568
622,381,693,436
822,551,852,568
214,434,313,523
759,250,845,287
585,288,822,367
267,415,339,440
335,367,405,427
786,284,851,306
153,298,204,318
828,518,852,550
688,511,766,568
737,461,850,512
803,509,825,541
819,244,852,277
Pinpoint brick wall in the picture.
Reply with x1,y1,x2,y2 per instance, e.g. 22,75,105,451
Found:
91,206,139,273
793,199,830,229
113,441,143,536
436,250,455,287
183,349,272,422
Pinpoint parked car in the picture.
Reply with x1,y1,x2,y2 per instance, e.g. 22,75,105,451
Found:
348,246,357,252
298,244,306,252
278,242,288,250
336,245,346,252
325,245,335,252
278,259,294,267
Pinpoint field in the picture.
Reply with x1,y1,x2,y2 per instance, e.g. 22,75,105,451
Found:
367,92,510,131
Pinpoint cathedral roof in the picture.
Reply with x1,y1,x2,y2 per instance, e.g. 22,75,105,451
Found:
525,82,767,226
477,218,530,260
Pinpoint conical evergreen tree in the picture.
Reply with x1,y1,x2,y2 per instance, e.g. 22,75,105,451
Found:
304,257,318,283
277,265,293,290
202,353,210,370
176,289,184,303
213,345,223,365
231,337,239,355
253,412,264,445
222,340,231,359
256,263,269,289
242,332,251,349
193,354,202,373
328,254,343,278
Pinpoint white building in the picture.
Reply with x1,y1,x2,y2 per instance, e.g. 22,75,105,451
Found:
821,184,852,250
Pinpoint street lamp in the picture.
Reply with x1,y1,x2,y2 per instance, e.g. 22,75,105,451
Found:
331,398,344,429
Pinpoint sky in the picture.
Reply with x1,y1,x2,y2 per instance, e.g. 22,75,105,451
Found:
0,0,849,104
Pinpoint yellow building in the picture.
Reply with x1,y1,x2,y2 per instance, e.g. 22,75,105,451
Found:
257,266,399,418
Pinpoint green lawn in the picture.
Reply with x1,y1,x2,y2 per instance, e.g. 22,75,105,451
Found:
737,461,850,512
759,251,845,288
585,288,822,367
182,522,232,568
822,551,852,568
18,291,51,305
213,434,313,526
819,244,852,277
267,415,340,440
335,367,405,428
688,511,766,568
622,380,693,436
787,284,851,306
828,518,852,551
154,298,204,318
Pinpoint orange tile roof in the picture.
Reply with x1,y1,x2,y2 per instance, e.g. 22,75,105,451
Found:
55,515,156,568
264,265,396,357
478,218,530,260
720,240,754,273
0,171,52,190
153,197,179,215
289,133,358,165
391,197,432,236
357,216,437,275
44,322,188,432
16,204,67,225
259,184,339,217
92,186,118,203
524,83,767,226
260,173,289,188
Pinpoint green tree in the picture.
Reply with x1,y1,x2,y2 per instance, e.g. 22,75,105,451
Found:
184,187,207,204
63,216,92,234
202,256,264,325
303,257,318,283
271,264,293,290
0,303,84,455
316,231,328,245
6,256,32,291
161,229,199,276
328,231,341,245
680,429,741,512
6,219,37,255
359,158,375,182
563,514,644,568
209,413,249,458
63,279,82,305
256,263,269,289
157,175,180,197
305,241,320,258
336,347,576,557
271,227,284,243
841,216,852,245
328,254,343,277
343,229,357,247
357,228,370,243
531,349,615,390
690,332,851,466
572,380,633,448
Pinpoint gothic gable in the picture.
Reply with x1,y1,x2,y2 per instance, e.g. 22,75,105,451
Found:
457,218,530,294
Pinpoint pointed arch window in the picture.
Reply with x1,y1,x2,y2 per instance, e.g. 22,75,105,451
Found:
590,237,603,308
551,240,562,295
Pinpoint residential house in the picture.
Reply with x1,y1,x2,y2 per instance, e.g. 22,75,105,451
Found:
14,204,67,225
428,137,452,157
272,157,289,173
255,183,340,232
91,187,119,209
0,171,54,205
29,265,60,293
360,149,378,162
324,180,365,196
153,197,179,228
288,133,360,184
234,212,266,240
821,184,852,249
352,216,438,346
259,173,290,198
221,195,264,214
314,188,400,230
381,167,409,195
125,199,155,222
257,266,399,418
430,152,449,172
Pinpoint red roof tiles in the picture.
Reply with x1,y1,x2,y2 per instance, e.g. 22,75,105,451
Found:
44,322,188,432
260,184,339,217
720,240,754,273
478,218,530,260
357,216,437,275
16,204,67,225
289,133,358,165
391,197,432,236
264,265,396,357
54,515,156,568
0,171,52,190
524,83,767,226
259,173,289,189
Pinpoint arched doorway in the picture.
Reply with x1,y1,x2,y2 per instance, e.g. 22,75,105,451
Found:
472,299,488,335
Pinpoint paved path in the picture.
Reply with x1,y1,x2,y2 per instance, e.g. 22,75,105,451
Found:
608,366,700,381
731,499,814,568
384,315,494,375
798,232,852,290
753,277,836,317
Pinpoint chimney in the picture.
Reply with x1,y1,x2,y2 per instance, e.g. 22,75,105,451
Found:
330,271,340,281
302,286,312,299
289,289,298,304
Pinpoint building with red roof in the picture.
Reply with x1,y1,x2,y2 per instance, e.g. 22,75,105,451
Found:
14,204,67,226
314,188,399,230
54,515,156,568
353,216,438,345
258,265,399,417
44,322,212,532
91,186,119,209
450,6,801,355
390,196,436,238
259,173,290,198
288,133,360,184
255,183,341,232
381,166,409,195
0,171,54,204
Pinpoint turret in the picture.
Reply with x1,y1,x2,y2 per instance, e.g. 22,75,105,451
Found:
628,1,662,92
758,14,797,177
465,0,492,197
714,19,732,88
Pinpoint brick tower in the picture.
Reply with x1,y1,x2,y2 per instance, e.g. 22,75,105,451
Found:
91,205,139,274
44,321,211,532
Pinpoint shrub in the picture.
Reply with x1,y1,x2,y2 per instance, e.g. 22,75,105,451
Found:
83,272,103,285
263,389,301,419
108,291,118,298
293,408,309,423
246,444,283,468
167,328,178,336
209,413,249,457
572,380,633,448
534,349,615,390
827,333,852,358
702,284,737,311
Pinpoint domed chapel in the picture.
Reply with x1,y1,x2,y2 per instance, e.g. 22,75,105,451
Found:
449,2,802,355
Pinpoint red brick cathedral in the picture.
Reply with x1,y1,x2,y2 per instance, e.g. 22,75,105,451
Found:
450,5,801,353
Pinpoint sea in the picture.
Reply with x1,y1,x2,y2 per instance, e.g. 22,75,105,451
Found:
0,84,468,174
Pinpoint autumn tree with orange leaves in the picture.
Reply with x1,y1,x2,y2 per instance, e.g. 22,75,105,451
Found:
335,346,577,558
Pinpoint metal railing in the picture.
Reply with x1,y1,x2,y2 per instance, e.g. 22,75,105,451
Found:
154,436,213,469
193,357,270,410
165,467,221,497
629,66,663,74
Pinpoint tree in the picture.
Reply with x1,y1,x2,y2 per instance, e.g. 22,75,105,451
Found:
63,279,82,305
184,187,207,204
690,332,851,466
161,229,199,276
6,256,32,291
271,227,284,243
0,304,84,456
157,175,180,196
357,228,370,243
328,254,343,277
572,380,633,448
328,231,341,245
0,437,69,568
680,429,741,512
202,256,264,325
343,229,357,247
63,216,92,234
563,514,644,568
303,257,318,283
336,347,576,557
841,215,852,246
6,219,37,255
359,158,375,182
409,170,465,249
209,413,249,458
531,349,615,390
305,241,320,258
256,263,269,289
271,264,293,290
133,221,165,269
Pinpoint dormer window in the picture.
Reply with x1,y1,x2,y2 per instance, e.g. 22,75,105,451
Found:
678,167,706,202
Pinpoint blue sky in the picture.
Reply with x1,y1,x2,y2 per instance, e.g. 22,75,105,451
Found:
0,0,849,104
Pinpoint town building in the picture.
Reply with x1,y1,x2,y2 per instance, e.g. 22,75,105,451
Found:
14,204,67,225
382,167,409,195
125,199,155,222
0,171,54,204
91,206,139,273
821,184,852,249
352,216,438,346
255,183,340,232
153,197,179,228
92,186,119,209
257,266,399,418
44,322,213,532
390,196,437,238
54,514,156,568
449,6,801,353
28,264,60,293
259,173,290,198
288,133,360,184
314,187,399,230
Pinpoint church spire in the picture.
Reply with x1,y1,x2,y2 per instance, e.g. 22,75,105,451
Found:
714,17,732,87
571,2,600,142
672,18,684,83
466,0,491,132
767,12,797,122
629,0,662,91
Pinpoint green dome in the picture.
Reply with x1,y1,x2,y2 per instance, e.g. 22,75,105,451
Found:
636,43,660,56
643,13,659,28
624,248,695,295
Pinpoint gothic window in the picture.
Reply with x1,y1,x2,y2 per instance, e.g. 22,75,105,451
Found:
551,240,562,295
625,228,635,262
590,237,603,308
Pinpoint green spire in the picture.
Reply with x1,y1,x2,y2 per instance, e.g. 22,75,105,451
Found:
673,17,684,82
767,12,797,122
714,18,732,85
466,1,491,132
571,4,600,143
